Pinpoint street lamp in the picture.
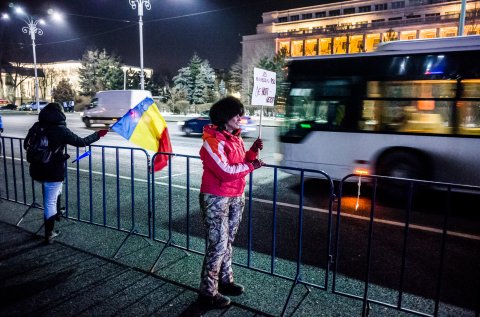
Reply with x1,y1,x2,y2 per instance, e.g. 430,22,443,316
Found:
4,5,46,113
20,15,44,113
129,0,151,91
4,6,63,112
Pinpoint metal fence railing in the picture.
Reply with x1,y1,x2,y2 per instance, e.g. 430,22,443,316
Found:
334,174,480,317
1,135,479,317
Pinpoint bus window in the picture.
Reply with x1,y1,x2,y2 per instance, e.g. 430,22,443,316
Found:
286,88,347,130
366,80,456,99
458,101,480,135
400,101,453,134
287,88,314,121
360,99,453,134
313,100,346,128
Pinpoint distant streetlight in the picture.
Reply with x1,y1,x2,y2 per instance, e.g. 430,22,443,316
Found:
129,0,151,91
16,9,45,113
3,6,63,112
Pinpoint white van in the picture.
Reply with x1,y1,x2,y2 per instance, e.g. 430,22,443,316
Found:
81,90,152,127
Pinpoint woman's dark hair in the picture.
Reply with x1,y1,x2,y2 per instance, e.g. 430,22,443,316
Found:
209,96,245,130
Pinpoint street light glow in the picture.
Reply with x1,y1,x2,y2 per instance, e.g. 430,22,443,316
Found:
48,9,64,22
14,6,25,15
1,13,9,20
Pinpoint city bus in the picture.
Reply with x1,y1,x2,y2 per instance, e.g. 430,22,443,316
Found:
279,36,480,188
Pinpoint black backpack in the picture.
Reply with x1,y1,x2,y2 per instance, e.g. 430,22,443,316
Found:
25,124,61,164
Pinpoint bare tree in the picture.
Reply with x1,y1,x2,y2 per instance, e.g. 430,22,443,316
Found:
2,62,39,105
39,65,61,102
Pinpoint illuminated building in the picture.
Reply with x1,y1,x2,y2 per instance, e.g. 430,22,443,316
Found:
242,0,480,100
0,61,153,105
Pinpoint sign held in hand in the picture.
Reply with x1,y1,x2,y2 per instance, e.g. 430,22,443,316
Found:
251,67,276,107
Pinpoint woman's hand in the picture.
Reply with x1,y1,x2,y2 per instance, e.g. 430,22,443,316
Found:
98,129,108,137
251,159,265,170
250,138,263,152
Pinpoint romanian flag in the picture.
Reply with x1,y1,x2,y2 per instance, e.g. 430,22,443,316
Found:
111,97,172,171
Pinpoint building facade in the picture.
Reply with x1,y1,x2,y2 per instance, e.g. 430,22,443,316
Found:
242,0,479,101
0,61,153,105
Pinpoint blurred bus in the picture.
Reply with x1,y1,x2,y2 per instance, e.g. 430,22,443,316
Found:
279,36,480,187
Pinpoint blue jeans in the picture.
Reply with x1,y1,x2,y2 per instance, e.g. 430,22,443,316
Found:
42,181,62,220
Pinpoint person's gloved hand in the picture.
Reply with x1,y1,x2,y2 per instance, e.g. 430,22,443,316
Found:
98,129,108,137
250,138,263,152
251,159,265,170
0,128,3,133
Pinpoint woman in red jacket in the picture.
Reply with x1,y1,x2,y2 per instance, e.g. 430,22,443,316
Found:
198,96,264,308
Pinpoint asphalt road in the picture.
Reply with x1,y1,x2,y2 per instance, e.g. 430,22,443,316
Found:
1,111,480,314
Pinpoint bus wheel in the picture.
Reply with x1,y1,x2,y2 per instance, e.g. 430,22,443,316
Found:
375,149,430,200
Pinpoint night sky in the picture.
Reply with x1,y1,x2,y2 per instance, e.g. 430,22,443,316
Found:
0,0,337,77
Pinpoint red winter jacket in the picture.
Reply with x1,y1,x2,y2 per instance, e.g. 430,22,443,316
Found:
200,124,258,197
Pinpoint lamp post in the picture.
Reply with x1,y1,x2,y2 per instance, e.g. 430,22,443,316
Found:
21,15,43,112
129,0,151,91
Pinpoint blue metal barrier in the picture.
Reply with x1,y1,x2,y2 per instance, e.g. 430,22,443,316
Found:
0,137,151,258
1,135,479,317
149,152,336,315
333,174,480,317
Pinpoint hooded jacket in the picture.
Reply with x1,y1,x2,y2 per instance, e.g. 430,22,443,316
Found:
24,103,100,182
199,124,258,197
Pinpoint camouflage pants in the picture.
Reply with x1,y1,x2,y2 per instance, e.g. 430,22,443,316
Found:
199,193,245,297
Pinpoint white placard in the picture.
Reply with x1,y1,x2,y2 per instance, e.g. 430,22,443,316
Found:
251,67,276,107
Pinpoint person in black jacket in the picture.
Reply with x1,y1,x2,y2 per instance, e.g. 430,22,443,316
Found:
24,103,108,244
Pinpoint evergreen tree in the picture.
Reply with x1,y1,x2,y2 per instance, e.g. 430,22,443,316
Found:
173,54,216,104
126,69,140,89
172,66,193,101
192,61,215,104
78,49,124,97
188,53,203,84
52,78,75,104
219,79,226,97
227,56,242,95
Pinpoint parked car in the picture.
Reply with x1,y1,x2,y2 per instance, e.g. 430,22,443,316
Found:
29,101,48,111
0,104,17,110
178,111,257,137
0,99,10,106
19,103,31,111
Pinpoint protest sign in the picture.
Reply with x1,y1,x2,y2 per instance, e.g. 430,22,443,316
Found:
251,68,276,107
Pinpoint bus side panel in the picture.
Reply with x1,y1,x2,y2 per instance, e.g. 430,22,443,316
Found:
281,131,480,186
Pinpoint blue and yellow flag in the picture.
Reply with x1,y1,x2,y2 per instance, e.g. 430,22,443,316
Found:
111,97,172,171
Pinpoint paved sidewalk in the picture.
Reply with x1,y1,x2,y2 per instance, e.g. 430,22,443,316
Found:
0,199,421,317
0,200,269,317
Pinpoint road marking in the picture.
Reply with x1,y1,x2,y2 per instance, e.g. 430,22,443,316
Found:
154,172,186,179
253,198,480,241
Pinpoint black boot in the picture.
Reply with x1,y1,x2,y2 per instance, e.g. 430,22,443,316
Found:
219,282,245,296
44,217,60,244
55,194,65,222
